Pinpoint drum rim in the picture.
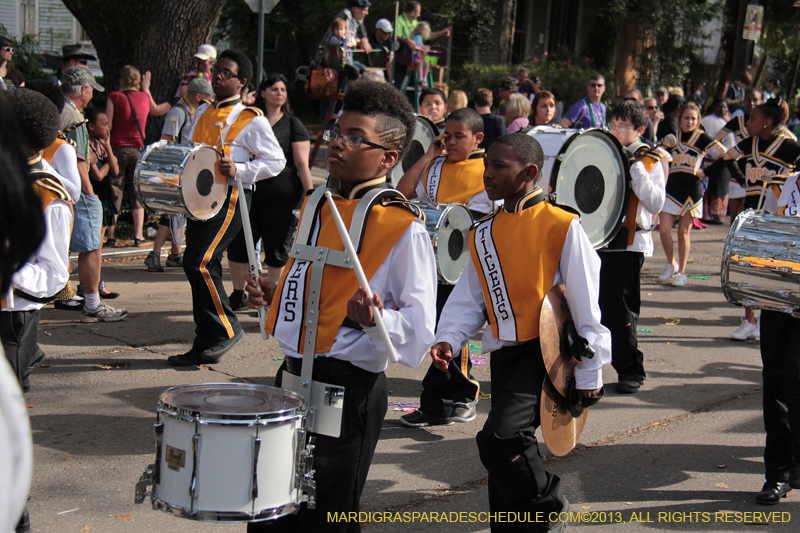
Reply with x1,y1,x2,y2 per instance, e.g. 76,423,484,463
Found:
157,382,306,424
549,128,631,249
390,116,439,186
152,495,300,522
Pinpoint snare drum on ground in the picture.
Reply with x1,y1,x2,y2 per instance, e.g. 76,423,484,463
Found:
528,127,630,249
135,141,228,221
134,383,315,522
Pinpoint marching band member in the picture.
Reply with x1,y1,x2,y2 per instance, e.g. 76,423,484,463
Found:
1,89,73,395
396,107,496,427
167,50,285,367
432,132,609,532
246,80,437,532
658,102,725,287
753,170,800,504
601,101,668,394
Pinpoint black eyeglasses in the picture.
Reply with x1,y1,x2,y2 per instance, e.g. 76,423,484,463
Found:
210,67,238,80
323,130,391,150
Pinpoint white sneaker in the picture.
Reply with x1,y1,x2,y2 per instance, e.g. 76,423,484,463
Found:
658,262,678,282
731,319,758,341
752,320,760,340
671,272,688,287
82,301,128,322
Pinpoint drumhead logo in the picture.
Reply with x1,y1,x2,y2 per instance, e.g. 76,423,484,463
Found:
165,445,186,470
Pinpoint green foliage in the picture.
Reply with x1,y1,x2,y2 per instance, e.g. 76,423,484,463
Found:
583,0,628,73
0,24,46,80
453,51,613,109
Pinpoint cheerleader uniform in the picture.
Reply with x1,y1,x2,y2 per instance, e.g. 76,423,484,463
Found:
663,130,725,218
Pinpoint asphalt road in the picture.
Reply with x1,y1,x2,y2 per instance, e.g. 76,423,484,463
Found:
22,220,799,532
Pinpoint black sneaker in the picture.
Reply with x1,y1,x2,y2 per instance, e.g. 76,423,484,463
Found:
755,481,791,505
400,409,454,427
165,253,184,267
145,252,164,272
451,400,477,423
167,349,204,367
616,378,643,394
228,290,249,311
200,329,244,361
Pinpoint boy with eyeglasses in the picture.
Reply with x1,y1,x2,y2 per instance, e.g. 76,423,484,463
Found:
560,73,607,129
167,49,285,367
600,100,669,394
246,79,437,532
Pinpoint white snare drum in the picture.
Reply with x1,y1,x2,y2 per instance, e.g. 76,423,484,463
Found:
528,127,630,249
390,115,438,187
135,141,228,221
413,202,473,284
721,210,800,316
135,383,315,522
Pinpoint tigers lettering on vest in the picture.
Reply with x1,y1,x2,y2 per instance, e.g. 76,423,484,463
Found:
266,192,420,353
469,193,575,342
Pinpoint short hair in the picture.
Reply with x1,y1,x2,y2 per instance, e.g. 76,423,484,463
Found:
492,132,543,170
497,76,517,93
588,74,605,85
516,67,528,76
446,107,483,134
737,71,752,85
218,49,253,85
643,97,657,107
406,1,420,13
119,65,141,91
342,79,416,161
474,88,493,108
84,106,106,125
362,70,386,83
420,87,445,106
25,78,65,113
446,90,468,112
331,18,346,32
5,88,60,152
506,94,531,121
745,88,763,102
61,83,83,99
610,100,649,130
625,89,642,102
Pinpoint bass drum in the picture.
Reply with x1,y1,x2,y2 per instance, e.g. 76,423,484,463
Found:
390,115,438,187
412,202,473,285
528,127,630,249
721,209,800,316
135,141,228,221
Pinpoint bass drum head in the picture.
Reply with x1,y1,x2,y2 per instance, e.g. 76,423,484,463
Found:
550,129,629,248
435,204,473,285
181,145,227,221
390,115,438,187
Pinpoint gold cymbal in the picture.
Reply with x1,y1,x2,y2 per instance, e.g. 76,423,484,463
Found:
540,374,588,457
539,283,579,398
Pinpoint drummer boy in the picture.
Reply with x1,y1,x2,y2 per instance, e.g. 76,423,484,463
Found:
245,79,438,532
432,132,610,532
396,106,497,427
419,87,448,133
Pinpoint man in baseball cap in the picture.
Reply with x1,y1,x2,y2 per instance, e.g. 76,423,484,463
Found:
194,44,217,61
370,18,394,59
61,66,104,92
177,44,217,98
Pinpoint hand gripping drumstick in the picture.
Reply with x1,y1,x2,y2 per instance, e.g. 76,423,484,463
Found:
215,122,269,339
324,191,399,363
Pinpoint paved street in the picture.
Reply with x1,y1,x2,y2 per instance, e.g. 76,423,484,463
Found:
23,220,799,532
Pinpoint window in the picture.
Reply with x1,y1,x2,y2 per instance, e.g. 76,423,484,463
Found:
19,0,37,36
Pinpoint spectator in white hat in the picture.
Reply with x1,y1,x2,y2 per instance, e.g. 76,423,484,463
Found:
176,44,217,98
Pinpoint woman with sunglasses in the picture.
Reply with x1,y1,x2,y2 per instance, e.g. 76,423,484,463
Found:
227,74,314,310
0,37,24,90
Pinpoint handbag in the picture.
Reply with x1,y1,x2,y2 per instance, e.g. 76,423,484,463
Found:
306,69,339,101
124,91,146,147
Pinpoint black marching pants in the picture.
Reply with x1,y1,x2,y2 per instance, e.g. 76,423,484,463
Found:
598,251,645,382
182,188,250,348
760,310,800,482
476,341,568,532
418,283,479,417
248,356,388,533
0,309,44,390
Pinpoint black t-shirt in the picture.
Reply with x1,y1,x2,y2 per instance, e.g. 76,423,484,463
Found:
656,114,679,141
253,114,310,207
479,113,507,150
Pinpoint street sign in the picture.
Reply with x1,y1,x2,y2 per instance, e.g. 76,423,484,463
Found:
742,4,764,41
244,0,280,14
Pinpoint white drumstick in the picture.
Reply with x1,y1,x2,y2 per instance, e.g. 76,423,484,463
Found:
324,192,399,363
214,121,225,154
170,116,177,143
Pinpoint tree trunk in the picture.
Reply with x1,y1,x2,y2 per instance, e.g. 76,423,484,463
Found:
498,0,517,65
714,0,738,100
61,0,226,103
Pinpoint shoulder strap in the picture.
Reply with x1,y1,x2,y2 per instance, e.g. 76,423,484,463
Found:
124,92,145,146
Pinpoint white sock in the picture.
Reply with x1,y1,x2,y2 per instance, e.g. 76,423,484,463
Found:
85,292,101,310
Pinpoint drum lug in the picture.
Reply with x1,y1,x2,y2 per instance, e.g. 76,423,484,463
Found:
134,464,155,504
251,437,262,499
296,428,317,508
556,154,565,162
189,433,201,501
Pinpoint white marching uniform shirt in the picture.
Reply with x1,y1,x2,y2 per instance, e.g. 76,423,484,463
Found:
278,220,438,373
413,176,501,214
777,173,800,216
6,162,73,313
615,155,666,256
0,353,32,533
188,101,286,187
44,142,81,202
436,218,611,390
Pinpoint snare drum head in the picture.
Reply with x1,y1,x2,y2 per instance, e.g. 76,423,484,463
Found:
181,145,228,220
159,383,304,419
550,129,629,248
390,115,438,187
415,202,473,284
